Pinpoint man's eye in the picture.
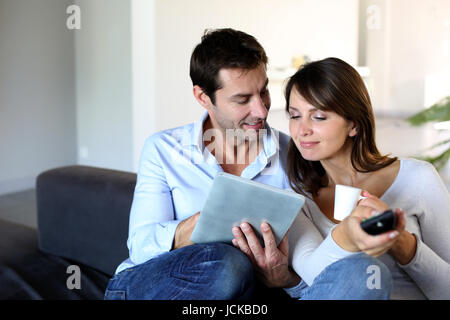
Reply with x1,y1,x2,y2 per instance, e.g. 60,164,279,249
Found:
237,100,249,105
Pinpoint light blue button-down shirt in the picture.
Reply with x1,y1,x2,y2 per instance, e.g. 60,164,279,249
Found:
115,112,292,273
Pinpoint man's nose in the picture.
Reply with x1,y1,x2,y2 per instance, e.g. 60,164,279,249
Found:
251,97,269,119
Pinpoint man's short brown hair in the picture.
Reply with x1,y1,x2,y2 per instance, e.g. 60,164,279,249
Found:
189,28,268,105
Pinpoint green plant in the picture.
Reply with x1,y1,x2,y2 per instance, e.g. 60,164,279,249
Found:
406,96,450,170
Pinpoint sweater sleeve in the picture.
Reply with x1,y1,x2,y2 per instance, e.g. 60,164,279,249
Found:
396,161,450,299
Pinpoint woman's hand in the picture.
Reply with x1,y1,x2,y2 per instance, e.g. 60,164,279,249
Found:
332,191,406,257
359,192,417,264
231,222,300,288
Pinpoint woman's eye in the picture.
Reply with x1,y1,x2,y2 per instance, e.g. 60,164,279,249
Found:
289,115,300,119
313,113,327,120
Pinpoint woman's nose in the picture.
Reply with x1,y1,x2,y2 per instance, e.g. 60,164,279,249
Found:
298,119,313,136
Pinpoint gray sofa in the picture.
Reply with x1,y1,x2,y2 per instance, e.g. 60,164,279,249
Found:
0,165,135,299
0,165,290,300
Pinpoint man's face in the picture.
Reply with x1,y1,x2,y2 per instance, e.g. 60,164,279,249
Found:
207,64,271,141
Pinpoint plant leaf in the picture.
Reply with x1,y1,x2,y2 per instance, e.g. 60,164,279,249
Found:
425,139,450,151
413,146,450,171
406,96,450,126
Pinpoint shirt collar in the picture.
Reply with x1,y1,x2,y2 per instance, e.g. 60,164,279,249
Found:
262,121,278,159
178,111,208,149
183,111,279,159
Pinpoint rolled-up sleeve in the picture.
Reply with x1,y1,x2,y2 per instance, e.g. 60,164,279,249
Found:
127,137,181,265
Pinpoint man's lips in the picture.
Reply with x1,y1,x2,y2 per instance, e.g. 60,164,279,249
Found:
299,141,319,149
242,121,264,130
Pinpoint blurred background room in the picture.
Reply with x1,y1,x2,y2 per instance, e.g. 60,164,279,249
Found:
1,0,449,229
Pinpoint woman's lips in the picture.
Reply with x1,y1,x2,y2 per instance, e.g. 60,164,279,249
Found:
300,141,319,149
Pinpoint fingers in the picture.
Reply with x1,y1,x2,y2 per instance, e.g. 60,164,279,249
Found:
347,213,401,256
349,205,377,220
233,223,292,288
233,222,288,269
361,190,375,198
261,222,277,252
358,197,389,213
232,227,256,266
261,222,290,257
232,223,264,267
361,233,400,257
365,230,403,256
364,208,407,257
359,191,389,212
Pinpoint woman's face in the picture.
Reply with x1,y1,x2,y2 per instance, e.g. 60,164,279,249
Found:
288,88,357,161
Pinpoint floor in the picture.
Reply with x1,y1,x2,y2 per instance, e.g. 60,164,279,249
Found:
1,112,449,230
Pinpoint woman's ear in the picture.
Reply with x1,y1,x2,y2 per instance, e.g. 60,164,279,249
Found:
348,122,358,137
193,85,213,110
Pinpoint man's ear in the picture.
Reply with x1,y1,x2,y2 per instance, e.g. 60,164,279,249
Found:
193,85,213,110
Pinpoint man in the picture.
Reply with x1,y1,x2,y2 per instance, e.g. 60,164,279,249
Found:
104,28,392,300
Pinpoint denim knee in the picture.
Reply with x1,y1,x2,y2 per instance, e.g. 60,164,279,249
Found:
206,243,254,299
331,253,393,300
105,243,254,300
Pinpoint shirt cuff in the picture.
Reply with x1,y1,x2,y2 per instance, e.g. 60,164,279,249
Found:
397,233,420,269
283,279,308,299
326,226,360,257
155,219,182,252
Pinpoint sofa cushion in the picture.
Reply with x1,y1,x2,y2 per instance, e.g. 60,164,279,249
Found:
0,218,109,299
36,165,136,276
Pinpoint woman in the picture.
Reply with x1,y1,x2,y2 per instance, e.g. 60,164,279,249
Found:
232,57,450,299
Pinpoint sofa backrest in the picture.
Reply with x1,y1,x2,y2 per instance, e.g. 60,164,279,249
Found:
36,165,136,276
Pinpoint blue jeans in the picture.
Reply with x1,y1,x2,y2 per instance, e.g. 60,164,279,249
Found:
104,243,392,300
293,253,392,300
104,243,254,300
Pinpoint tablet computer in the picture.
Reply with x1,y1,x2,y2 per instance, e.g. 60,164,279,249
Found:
190,172,305,246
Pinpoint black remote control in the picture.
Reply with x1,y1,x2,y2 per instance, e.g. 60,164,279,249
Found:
360,209,397,235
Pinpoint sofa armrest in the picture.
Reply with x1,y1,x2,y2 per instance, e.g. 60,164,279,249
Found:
36,165,136,276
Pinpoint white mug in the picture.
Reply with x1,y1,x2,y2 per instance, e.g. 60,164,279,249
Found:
333,184,367,221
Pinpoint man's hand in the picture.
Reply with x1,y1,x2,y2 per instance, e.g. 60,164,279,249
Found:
172,212,200,250
232,222,300,288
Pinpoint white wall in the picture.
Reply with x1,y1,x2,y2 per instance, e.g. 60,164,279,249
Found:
74,0,133,172
131,0,157,171
361,0,450,115
0,0,77,195
151,0,359,135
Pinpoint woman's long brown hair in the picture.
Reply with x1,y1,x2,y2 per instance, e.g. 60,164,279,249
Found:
285,57,397,197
